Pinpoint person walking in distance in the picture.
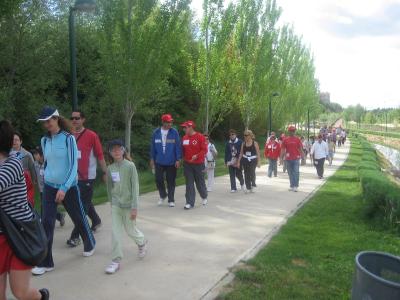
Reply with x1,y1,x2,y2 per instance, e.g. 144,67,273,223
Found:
264,133,280,178
281,126,304,192
224,130,244,193
238,130,261,193
279,133,287,173
181,121,208,209
104,140,147,274
150,114,182,207
311,134,329,179
32,107,95,276
12,132,37,187
66,110,107,248
204,134,218,192
0,120,50,300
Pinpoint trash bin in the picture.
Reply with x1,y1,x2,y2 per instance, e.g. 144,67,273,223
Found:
352,251,400,300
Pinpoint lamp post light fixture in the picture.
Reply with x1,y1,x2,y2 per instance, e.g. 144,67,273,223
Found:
268,92,279,136
69,0,96,111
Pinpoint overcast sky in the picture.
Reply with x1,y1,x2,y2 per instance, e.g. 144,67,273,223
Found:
190,0,400,109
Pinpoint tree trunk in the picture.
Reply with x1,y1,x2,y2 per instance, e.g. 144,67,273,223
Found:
124,100,134,154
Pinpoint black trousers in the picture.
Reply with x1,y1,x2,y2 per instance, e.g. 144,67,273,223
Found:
242,159,257,190
228,165,244,190
315,158,326,177
155,164,177,202
184,163,207,206
70,180,101,239
39,184,95,268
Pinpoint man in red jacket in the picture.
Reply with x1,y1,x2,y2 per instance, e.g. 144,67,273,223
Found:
181,121,208,210
264,133,281,178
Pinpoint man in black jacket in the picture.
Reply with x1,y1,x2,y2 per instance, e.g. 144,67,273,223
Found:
224,129,244,193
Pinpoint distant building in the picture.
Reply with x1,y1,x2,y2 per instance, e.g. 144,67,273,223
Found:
320,92,330,104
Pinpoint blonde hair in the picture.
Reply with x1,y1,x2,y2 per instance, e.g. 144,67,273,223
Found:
243,130,255,140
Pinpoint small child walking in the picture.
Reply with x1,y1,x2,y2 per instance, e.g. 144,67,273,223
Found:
105,139,147,274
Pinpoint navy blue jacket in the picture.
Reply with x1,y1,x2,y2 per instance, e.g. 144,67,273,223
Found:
225,138,243,164
150,127,182,166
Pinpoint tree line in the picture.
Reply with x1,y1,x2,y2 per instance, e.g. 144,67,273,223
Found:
0,0,320,169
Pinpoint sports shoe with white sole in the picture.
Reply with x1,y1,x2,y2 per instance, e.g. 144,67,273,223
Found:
230,189,237,193
158,197,166,206
250,188,255,193
138,241,148,259
168,202,175,207
32,267,54,276
293,187,298,192
83,248,95,257
105,261,120,274
184,204,192,210
202,198,208,206
39,288,50,300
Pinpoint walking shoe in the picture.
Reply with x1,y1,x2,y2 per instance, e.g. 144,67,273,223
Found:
39,288,50,300
168,202,175,207
293,187,298,192
66,238,81,248
207,188,212,192
91,222,102,233
240,185,245,191
32,267,54,276
58,212,66,227
202,198,208,206
138,240,148,259
230,189,237,193
252,183,257,188
250,188,255,193
184,204,192,210
288,188,294,192
105,261,120,274
158,197,166,206
83,248,95,257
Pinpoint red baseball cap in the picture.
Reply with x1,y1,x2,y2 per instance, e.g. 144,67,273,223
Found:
180,120,195,128
288,125,296,132
161,114,173,122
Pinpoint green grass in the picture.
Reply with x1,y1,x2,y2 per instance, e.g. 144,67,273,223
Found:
218,139,400,300
354,129,400,140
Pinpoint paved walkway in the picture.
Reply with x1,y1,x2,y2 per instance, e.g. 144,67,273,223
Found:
22,142,350,300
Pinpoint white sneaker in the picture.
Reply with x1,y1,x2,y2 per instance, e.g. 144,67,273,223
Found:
240,185,245,191
158,198,166,206
32,267,54,276
83,248,95,257
105,261,120,274
293,187,298,192
230,189,237,193
138,241,148,259
202,198,208,206
250,188,255,193
184,204,192,210
168,202,175,207
207,188,212,192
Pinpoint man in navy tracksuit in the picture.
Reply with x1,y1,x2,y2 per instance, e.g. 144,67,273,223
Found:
225,129,244,192
150,114,182,207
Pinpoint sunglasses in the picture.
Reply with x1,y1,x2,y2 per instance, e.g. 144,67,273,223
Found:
70,117,81,121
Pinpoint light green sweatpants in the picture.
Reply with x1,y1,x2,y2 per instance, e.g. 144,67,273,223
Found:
111,205,145,262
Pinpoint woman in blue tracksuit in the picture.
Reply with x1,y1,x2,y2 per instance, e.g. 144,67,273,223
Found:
32,107,95,276
150,114,182,207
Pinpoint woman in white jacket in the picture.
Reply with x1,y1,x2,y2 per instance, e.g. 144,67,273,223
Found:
204,134,218,192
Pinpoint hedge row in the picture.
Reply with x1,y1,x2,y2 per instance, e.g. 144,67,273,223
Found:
356,137,400,229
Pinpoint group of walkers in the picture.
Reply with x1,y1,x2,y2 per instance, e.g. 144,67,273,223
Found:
0,104,347,299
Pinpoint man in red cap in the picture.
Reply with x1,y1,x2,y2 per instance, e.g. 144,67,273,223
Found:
281,125,304,192
150,114,182,207
180,121,208,209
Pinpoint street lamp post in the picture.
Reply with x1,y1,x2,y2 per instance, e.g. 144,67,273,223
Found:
69,0,96,111
268,92,279,136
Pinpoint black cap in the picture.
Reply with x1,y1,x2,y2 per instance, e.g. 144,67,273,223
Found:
108,139,125,151
37,106,59,122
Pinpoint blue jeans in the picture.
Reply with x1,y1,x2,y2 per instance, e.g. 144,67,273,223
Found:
268,158,278,177
286,159,300,188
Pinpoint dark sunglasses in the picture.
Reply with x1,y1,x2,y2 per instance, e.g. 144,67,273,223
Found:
70,117,81,121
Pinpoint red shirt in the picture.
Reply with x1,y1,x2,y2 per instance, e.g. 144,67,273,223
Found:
24,170,34,206
182,132,207,164
264,140,281,160
73,128,104,180
282,136,302,160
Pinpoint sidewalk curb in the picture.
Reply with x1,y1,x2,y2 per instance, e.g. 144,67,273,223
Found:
200,147,349,300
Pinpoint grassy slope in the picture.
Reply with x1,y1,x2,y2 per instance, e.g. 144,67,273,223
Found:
218,139,400,300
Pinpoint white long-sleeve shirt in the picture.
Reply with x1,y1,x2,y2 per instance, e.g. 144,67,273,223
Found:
311,141,329,160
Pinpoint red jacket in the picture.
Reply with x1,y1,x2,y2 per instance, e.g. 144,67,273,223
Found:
264,140,281,160
24,170,34,206
182,132,207,164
